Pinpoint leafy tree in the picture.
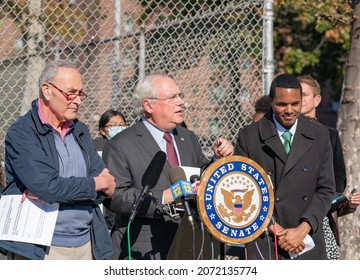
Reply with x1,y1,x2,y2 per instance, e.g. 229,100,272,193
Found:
275,0,352,101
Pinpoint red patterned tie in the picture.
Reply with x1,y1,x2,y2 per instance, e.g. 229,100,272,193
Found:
163,132,179,167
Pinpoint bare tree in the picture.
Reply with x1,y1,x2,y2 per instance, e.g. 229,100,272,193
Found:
337,0,360,260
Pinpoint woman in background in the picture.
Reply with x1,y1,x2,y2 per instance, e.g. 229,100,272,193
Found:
93,109,127,230
93,109,127,156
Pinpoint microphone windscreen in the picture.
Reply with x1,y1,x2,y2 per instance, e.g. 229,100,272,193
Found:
190,174,200,183
141,151,167,188
169,166,187,184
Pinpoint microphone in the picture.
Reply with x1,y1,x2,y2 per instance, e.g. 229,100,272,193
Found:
190,174,200,194
350,185,359,195
190,174,200,183
169,167,195,227
128,151,167,224
169,180,194,201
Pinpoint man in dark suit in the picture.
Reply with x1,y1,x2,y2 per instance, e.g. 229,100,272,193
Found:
102,73,233,260
234,73,335,259
298,74,359,259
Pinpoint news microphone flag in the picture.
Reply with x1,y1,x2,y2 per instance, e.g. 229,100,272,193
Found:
191,181,200,194
170,180,194,200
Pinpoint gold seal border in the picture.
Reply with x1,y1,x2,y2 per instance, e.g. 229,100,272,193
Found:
196,155,274,244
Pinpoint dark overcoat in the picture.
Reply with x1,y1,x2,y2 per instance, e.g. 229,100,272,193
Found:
235,111,335,260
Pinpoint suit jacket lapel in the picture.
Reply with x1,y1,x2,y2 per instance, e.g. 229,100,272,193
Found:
172,127,188,166
282,115,314,177
258,113,315,183
135,121,171,173
259,113,288,163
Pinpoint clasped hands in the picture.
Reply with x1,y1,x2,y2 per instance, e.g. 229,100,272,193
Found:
269,221,310,254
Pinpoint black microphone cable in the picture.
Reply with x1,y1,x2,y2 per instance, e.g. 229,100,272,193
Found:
264,227,272,260
209,234,215,259
196,220,205,260
255,217,276,260
271,217,279,260
189,173,204,259
191,218,196,260
195,205,205,260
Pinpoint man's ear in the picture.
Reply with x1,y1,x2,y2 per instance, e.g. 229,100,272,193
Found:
314,95,322,108
41,83,51,101
143,99,154,114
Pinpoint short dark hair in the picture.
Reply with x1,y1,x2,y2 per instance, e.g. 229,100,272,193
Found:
269,73,302,98
254,95,271,114
98,109,126,131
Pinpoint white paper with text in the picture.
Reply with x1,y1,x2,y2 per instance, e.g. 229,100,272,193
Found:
0,195,59,246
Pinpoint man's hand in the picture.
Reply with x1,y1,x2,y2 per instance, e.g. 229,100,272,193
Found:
277,221,310,253
21,189,40,203
163,188,174,204
94,168,116,197
213,137,234,159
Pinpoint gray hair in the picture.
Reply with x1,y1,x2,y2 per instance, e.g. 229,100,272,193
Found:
38,60,79,96
134,73,170,116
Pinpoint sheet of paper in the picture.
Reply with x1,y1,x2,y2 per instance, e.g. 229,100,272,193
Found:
0,195,59,246
180,166,200,181
288,234,315,259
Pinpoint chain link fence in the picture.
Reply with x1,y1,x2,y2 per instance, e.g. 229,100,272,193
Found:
0,0,269,188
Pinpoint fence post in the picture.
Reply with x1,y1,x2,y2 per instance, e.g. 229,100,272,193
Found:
262,0,274,96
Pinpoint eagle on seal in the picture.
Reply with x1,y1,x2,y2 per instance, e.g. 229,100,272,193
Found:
219,188,255,223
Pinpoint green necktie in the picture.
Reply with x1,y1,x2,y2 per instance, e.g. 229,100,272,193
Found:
282,130,292,155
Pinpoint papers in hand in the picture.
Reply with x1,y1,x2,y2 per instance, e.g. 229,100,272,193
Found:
288,234,315,259
0,195,59,246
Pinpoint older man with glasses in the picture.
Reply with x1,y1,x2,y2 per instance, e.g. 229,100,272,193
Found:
0,60,116,260
102,73,234,260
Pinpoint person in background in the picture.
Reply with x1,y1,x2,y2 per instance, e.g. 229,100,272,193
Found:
93,109,127,157
253,95,271,122
235,73,335,259
102,73,234,260
93,109,127,231
298,74,360,259
0,60,115,260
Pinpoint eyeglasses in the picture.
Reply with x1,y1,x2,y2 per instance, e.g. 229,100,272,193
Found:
147,92,184,104
47,83,88,101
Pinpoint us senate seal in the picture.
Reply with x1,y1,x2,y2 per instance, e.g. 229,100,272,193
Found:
196,155,274,244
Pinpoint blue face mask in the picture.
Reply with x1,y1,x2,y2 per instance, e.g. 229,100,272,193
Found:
107,126,126,140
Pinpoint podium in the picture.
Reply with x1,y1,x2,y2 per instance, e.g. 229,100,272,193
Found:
166,211,222,260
